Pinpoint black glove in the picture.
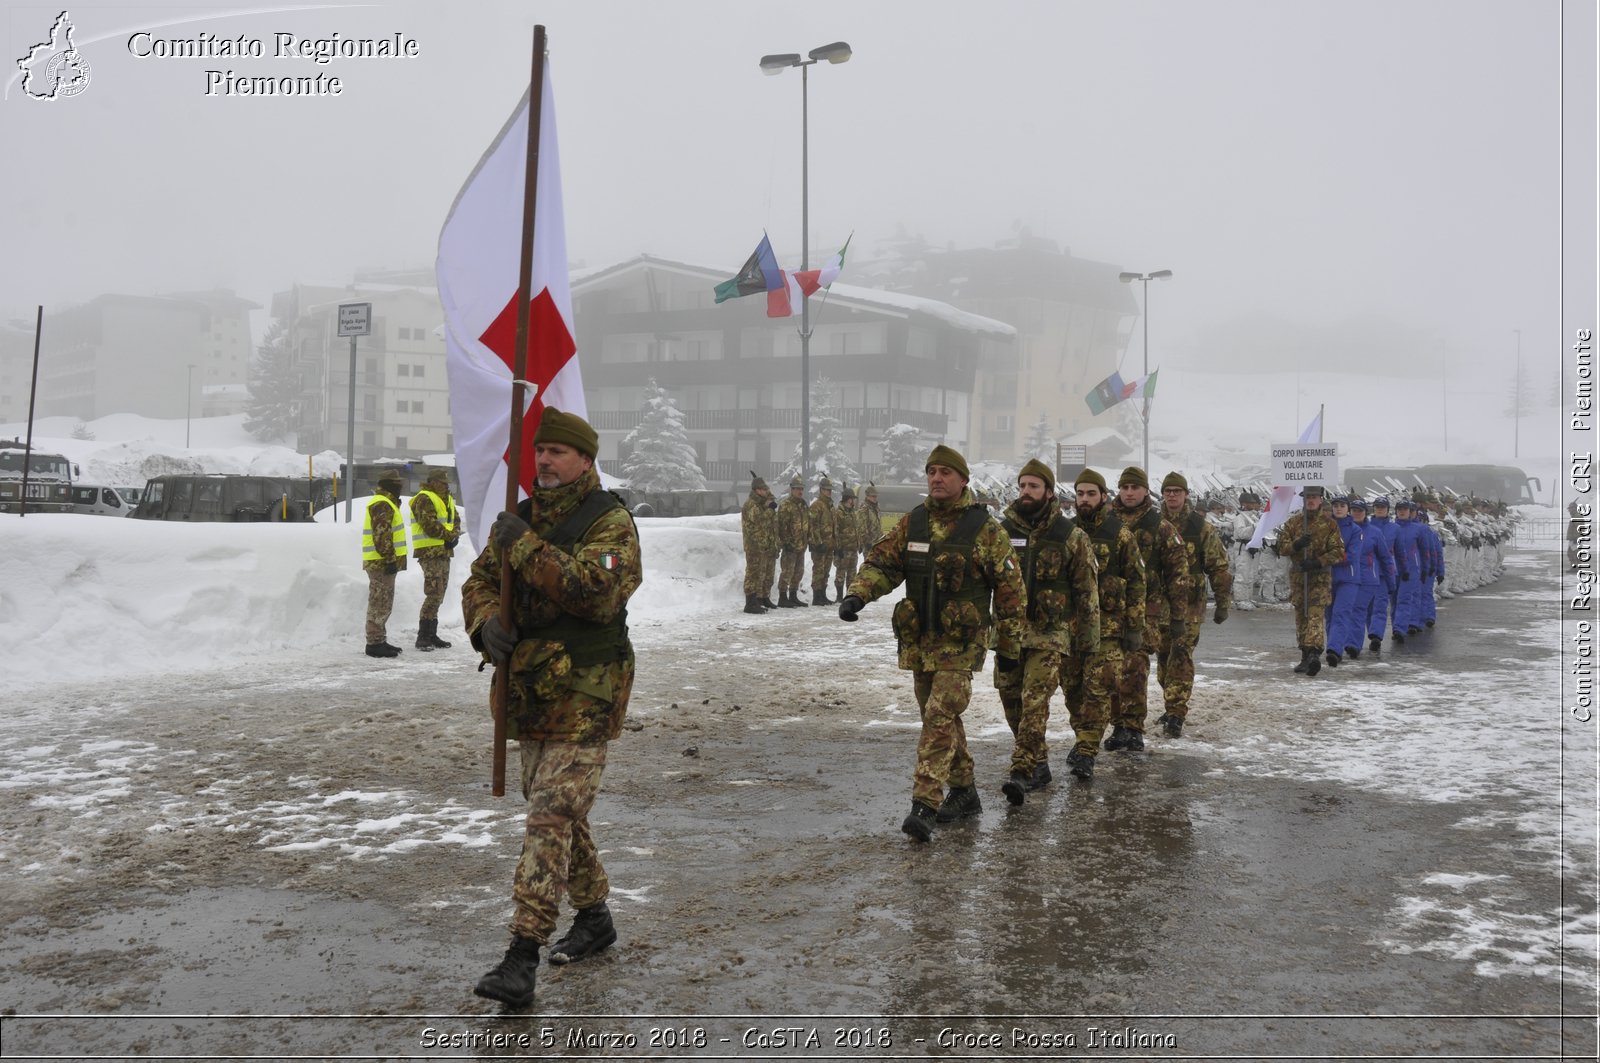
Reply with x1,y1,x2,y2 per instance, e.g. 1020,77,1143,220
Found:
838,595,865,622
1293,533,1312,551
1212,603,1230,625
995,654,1020,673
445,536,460,550
1119,629,1143,653
768,499,778,510
492,511,533,549
383,562,397,575
1298,558,1321,572
1247,547,1259,558
480,615,517,664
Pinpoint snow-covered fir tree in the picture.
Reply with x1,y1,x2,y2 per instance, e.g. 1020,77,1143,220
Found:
244,318,300,443
71,421,95,441
619,379,707,492
1020,412,1054,463
779,377,859,488
878,422,926,483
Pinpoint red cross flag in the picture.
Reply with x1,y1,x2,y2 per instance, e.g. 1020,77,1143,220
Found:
437,56,583,552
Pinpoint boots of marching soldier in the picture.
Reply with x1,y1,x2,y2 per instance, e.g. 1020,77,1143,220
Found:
1305,647,1323,676
1369,634,1383,654
743,594,765,615
792,589,810,607
1325,648,1341,668
777,590,796,608
415,618,451,650
473,935,540,1008
812,584,833,606
935,785,981,822
761,593,779,610
1293,646,1311,673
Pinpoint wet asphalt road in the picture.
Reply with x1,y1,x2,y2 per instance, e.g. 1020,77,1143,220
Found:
1,546,1595,1060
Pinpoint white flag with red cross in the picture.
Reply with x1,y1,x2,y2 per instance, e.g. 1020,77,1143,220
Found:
437,58,584,553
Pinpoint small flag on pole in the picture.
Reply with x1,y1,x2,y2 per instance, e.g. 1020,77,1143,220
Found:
1085,368,1159,415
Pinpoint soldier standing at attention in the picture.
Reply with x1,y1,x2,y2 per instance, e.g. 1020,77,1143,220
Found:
1060,469,1144,779
362,468,409,658
1155,472,1233,737
409,467,460,651
1273,485,1346,675
808,475,838,606
1109,467,1192,750
740,472,778,615
838,445,1026,843
776,475,810,607
463,410,642,1009
861,482,881,539
996,458,1099,803
834,483,862,603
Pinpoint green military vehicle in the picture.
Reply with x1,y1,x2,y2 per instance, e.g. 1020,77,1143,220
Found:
130,474,337,523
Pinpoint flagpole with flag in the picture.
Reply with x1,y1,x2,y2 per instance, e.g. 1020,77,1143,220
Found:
1247,409,1325,551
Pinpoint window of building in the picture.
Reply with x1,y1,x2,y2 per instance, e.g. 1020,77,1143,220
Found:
363,430,376,447
398,327,411,340
396,399,409,413
398,364,411,377
363,395,377,419
395,436,408,451
412,401,423,415
413,363,425,377
994,414,1014,432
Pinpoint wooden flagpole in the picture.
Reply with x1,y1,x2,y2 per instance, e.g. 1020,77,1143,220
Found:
491,23,548,797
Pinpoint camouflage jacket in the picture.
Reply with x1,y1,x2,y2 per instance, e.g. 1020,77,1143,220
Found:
461,466,642,744
859,503,882,549
1116,495,1193,637
834,504,862,555
1075,503,1146,643
849,487,1027,671
1164,502,1234,609
1000,500,1099,654
361,490,408,574
741,491,778,557
776,495,809,550
1275,507,1346,601
409,489,459,561
807,497,837,551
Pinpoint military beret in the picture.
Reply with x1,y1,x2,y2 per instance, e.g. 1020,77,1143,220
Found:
377,468,403,488
1118,466,1149,489
1018,457,1055,491
1349,497,1369,511
749,470,769,492
1075,467,1108,492
533,407,598,458
1161,471,1188,492
925,444,970,480
1300,485,1325,498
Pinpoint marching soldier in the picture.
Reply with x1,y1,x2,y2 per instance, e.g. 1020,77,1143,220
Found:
1109,467,1192,750
834,483,862,602
1156,472,1233,736
362,468,409,658
776,475,810,607
808,476,839,605
740,472,778,614
1274,485,1346,674
838,445,1026,843
409,467,461,651
996,458,1098,804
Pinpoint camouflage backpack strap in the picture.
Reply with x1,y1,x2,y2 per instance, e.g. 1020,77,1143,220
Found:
545,488,623,550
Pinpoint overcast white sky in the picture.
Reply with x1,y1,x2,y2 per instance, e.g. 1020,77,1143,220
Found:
0,1,1583,406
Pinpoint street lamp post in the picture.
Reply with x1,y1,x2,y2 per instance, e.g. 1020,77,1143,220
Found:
1513,328,1522,458
1117,269,1173,475
760,41,851,482
186,363,197,448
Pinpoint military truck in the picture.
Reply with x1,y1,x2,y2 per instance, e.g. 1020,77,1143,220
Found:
0,438,78,514
131,474,336,522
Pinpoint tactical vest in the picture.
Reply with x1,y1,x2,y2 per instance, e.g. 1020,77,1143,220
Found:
905,502,992,634
1180,509,1208,578
362,496,408,562
518,489,632,668
1083,508,1125,580
1003,510,1073,623
409,489,457,549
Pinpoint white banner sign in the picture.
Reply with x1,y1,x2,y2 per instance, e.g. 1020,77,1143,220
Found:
1271,442,1340,487
337,302,372,337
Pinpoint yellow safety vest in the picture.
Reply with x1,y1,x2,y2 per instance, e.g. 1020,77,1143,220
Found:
362,495,409,562
409,488,458,549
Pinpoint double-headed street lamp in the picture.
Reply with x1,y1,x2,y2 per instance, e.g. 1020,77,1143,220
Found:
1118,269,1173,475
760,40,851,482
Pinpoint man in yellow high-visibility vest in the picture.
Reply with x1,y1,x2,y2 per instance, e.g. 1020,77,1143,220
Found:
409,467,461,650
362,468,409,658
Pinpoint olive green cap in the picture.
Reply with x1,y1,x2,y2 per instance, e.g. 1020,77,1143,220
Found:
1018,458,1055,492
532,407,598,458
925,444,970,480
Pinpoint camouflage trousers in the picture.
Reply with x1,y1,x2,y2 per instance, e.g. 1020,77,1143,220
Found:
911,669,975,807
995,647,1061,775
1112,646,1153,732
835,549,860,590
509,738,609,943
779,545,807,594
743,548,777,596
1060,640,1122,756
809,546,834,592
1292,595,1327,650
1156,604,1202,719
365,569,396,643
417,554,451,621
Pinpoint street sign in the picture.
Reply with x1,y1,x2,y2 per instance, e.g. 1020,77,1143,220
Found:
1056,443,1088,484
337,302,372,337
1270,441,1340,488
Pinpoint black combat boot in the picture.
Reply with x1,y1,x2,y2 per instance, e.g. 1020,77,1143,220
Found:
1162,714,1184,739
744,594,765,615
834,581,844,602
428,621,453,649
1424,618,1434,628
1028,760,1052,790
1001,770,1029,806
761,595,779,609
1325,649,1341,668
935,785,981,822
473,936,540,1008
1293,647,1311,673
416,621,433,651
1369,634,1383,654
1346,645,1360,660
366,642,400,658
1392,629,1406,644
1067,749,1095,780
901,801,937,842
1305,649,1322,676
812,585,833,606
1124,729,1146,752
793,591,810,607
548,901,616,966
776,591,795,608
1103,725,1133,752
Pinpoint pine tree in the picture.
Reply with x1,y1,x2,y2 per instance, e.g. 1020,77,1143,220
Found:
244,318,300,443
1020,412,1053,463
780,377,860,487
620,379,707,492
878,422,926,483
71,420,95,441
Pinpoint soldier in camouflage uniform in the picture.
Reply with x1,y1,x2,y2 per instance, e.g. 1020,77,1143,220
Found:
839,444,1026,843
362,467,409,658
834,483,862,600
1155,472,1233,737
808,476,838,605
463,410,642,1009
996,458,1098,804
776,475,810,607
740,472,778,615
861,482,881,541
1273,485,1347,676
1109,466,1192,748
1060,468,1144,779
409,467,460,651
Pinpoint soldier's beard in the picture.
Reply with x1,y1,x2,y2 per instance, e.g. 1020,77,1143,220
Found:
1075,501,1101,522
1015,495,1047,519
